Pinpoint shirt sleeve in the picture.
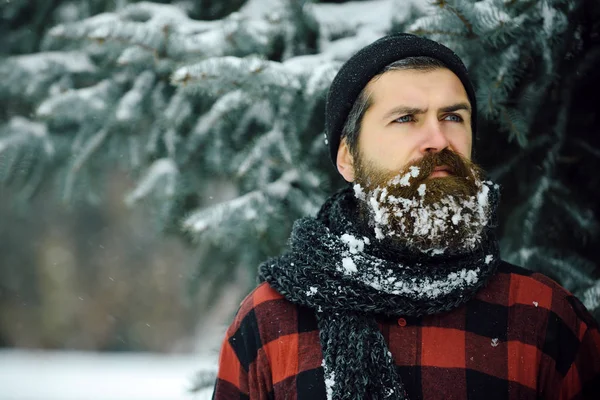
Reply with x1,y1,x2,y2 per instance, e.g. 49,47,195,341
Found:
558,296,600,399
212,331,250,399
212,290,273,400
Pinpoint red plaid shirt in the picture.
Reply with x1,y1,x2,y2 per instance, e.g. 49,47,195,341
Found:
213,262,600,399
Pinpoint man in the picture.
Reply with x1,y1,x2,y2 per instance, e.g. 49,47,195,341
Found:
212,34,600,399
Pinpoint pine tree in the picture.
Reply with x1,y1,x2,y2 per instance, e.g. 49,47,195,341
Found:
1,0,599,330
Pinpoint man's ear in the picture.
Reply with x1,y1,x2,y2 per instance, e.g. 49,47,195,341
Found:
336,138,355,182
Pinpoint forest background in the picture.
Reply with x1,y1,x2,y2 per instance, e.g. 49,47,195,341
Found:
1,0,599,370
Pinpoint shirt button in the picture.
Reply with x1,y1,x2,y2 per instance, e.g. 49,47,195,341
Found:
397,318,407,327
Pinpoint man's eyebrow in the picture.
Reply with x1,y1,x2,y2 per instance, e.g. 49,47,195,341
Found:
439,102,472,114
381,106,426,121
381,102,472,121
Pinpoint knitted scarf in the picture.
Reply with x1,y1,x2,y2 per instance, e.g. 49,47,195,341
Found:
258,182,501,400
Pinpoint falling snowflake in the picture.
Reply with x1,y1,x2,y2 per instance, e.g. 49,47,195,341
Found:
491,338,499,347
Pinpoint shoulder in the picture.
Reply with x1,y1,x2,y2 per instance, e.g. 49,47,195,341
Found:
226,281,317,345
493,261,597,333
232,282,289,325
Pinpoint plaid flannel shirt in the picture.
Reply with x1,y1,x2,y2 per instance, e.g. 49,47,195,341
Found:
213,262,600,399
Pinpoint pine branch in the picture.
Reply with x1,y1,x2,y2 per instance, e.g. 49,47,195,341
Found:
63,127,110,201
125,158,179,206
576,139,600,160
115,71,155,124
36,79,120,125
511,247,596,292
188,368,218,393
236,125,286,178
0,52,96,101
487,135,550,181
46,2,282,62
171,56,302,97
182,169,302,240
433,0,478,39
576,280,600,314
0,117,55,190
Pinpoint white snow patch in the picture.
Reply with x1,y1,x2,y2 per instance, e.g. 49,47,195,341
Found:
321,359,335,400
353,183,366,201
0,349,215,400
341,257,358,274
484,255,494,265
390,166,421,187
451,213,462,225
360,179,495,254
340,234,369,254
307,287,318,296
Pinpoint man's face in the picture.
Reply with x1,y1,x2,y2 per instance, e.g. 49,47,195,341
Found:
337,68,491,254
338,67,473,180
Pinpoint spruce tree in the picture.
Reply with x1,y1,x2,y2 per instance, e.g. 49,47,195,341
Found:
1,0,599,335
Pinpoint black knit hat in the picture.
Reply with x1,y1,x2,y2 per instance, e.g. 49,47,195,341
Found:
325,33,477,165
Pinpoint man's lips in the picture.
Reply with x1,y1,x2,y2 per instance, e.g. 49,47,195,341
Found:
429,166,453,178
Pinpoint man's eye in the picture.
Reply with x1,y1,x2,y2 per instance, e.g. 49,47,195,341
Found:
444,114,463,122
394,115,414,123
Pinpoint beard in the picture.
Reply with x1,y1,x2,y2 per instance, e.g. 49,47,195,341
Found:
352,148,493,255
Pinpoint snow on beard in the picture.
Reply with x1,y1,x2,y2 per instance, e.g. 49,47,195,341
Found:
352,149,492,255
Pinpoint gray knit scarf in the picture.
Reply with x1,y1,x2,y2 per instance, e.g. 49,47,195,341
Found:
258,182,501,400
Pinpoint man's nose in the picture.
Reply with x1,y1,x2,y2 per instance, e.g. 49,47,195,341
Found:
420,120,450,154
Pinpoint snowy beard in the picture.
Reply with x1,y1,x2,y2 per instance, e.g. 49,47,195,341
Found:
352,149,492,255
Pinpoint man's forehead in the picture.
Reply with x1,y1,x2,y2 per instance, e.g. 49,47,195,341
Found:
365,68,470,109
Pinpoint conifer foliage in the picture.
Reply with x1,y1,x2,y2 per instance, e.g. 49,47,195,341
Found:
1,0,599,319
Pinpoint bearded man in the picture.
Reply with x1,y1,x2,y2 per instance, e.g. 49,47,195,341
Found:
212,34,600,399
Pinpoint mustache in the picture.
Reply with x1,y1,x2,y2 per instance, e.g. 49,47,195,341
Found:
390,149,478,186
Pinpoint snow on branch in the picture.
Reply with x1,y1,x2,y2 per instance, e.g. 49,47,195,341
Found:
312,0,394,40
515,247,596,292
577,280,600,314
46,1,283,61
171,56,301,96
0,117,54,157
182,169,302,239
115,71,156,124
0,52,96,100
125,158,179,206
185,90,253,157
36,80,120,125
0,117,55,199
236,124,288,178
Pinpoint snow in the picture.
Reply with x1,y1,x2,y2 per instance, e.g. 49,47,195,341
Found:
390,166,420,187
353,184,366,201
484,255,494,265
125,158,179,206
356,172,495,254
238,0,284,19
1,117,51,154
321,359,335,400
116,71,155,122
581,281,600,311
342,257,358,274
11,52,96,74
340,233,370,254
0,350,215,400
36,80,114,119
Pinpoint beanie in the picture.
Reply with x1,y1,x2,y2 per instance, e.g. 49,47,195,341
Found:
325,33,477,165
